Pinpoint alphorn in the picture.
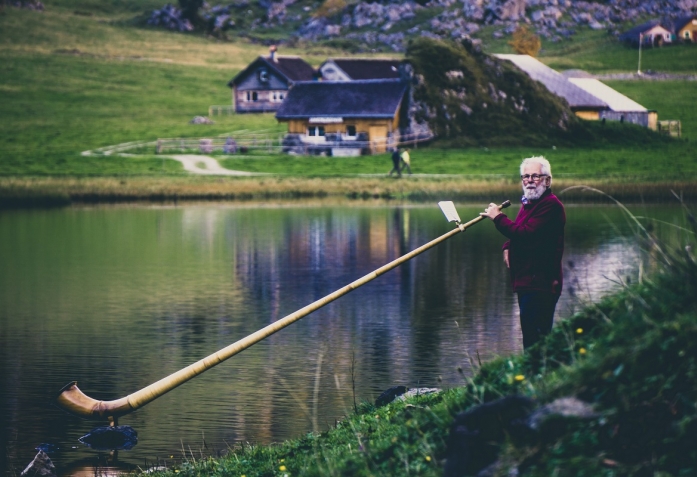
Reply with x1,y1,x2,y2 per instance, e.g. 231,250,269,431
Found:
56,200,511,423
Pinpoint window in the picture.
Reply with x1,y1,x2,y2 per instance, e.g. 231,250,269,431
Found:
346,125,356,137
308,126,325,137
258,68,269,83
270,91,286,103
252,92,258,101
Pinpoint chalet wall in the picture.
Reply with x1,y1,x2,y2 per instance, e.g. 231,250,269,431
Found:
678,19,697,41
600,110,652,128
574,110,601,121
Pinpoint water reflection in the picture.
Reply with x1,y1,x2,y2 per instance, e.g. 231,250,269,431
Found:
0,202,688,476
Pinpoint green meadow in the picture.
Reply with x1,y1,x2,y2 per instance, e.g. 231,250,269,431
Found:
0,3,696,193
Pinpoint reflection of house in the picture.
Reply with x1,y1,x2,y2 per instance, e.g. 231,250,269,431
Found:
619,21,673,47
275,79,409,155
566,77,657,130
495,54,607,120
227,47,315,113
318,58,402,81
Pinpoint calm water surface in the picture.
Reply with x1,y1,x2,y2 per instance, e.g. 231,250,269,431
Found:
0,201,689,475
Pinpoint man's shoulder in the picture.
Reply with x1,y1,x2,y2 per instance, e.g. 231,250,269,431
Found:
541,192,564,209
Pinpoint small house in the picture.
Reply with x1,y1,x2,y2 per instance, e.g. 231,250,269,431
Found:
227,47,316,113
318,58,403,81
673,15,697,42
619,21,673,47
495,54,608,120
275,79,409,155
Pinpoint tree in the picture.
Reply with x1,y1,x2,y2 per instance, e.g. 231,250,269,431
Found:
508,26,541,57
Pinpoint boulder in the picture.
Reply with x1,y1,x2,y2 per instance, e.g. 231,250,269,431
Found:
444,396,598,477
324,24,341,36
190,116,214,124
78,425,138,451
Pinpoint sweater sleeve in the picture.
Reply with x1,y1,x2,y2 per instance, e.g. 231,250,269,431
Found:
493,200,562,240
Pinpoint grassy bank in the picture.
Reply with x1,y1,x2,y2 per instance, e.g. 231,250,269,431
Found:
146,209,697,476
2,176,697,208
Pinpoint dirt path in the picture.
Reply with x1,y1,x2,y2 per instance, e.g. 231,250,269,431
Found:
167,155,265,176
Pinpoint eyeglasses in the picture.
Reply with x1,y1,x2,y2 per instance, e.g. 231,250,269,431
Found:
520,174,547,182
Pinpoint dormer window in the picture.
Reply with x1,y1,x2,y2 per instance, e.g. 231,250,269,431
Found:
258,68,269,83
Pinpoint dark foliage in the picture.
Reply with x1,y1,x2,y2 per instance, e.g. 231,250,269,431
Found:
405,37,581,147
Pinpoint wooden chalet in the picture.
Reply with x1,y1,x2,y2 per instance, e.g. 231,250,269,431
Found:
318,58,403,81
673,15,697,42
227,47,316,113
619,21,673,47
275,79,409,155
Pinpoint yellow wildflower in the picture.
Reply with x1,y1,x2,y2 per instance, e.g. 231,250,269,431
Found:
576,328,583,334
579,348,587,355
515,374,525,382
425,456,432,462
279,465,287,472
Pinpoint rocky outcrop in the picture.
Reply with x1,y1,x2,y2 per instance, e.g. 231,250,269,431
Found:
145,0,697,52
444,396,598,477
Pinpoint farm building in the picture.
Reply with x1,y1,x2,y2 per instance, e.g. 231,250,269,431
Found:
275,79,410,155
227,47,315,113
495,54,608,120
619,21,673,47
566,76,657,130
318,58,403,81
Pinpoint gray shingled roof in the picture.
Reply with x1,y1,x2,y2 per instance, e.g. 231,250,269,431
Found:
228,55,315,87
618,20,663,42
496,54,607,110
275,79,408,119
326,58,402,80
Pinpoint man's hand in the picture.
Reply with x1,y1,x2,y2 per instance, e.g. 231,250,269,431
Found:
503,249,510,268
480,203,502,220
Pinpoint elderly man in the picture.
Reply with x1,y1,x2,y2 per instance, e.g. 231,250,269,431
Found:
480,156,566,349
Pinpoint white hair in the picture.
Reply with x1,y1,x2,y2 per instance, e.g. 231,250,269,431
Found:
520,156,552,182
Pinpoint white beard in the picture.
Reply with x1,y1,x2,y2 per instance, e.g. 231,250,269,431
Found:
523,182,547,200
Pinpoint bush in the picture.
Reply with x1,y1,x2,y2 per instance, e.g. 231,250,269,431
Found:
509,25,542,57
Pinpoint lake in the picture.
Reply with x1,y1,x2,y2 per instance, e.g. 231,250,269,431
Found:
0,200,689,476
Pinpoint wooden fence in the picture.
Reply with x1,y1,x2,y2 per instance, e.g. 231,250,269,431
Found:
208,105,235,116
155,131,434,156
657,120,681,138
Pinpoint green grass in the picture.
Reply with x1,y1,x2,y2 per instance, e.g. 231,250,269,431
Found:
481,25,697,74
217,138,697,179
0,4,696,181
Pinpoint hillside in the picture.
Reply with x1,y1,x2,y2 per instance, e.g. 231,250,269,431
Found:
132,0,697,57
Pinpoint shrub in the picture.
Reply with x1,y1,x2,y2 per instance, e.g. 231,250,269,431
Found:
509,25,542,57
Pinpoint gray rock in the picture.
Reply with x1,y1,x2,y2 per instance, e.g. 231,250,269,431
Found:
190,116,214,125
21,452,56,477
527,397,598,430
589,21,604,30
531,10,544,22
325,24,341,35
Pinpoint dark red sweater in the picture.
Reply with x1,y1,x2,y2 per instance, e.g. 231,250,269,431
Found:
493,189,565,295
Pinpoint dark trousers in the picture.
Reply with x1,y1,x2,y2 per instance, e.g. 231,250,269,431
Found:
517,292,560,349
